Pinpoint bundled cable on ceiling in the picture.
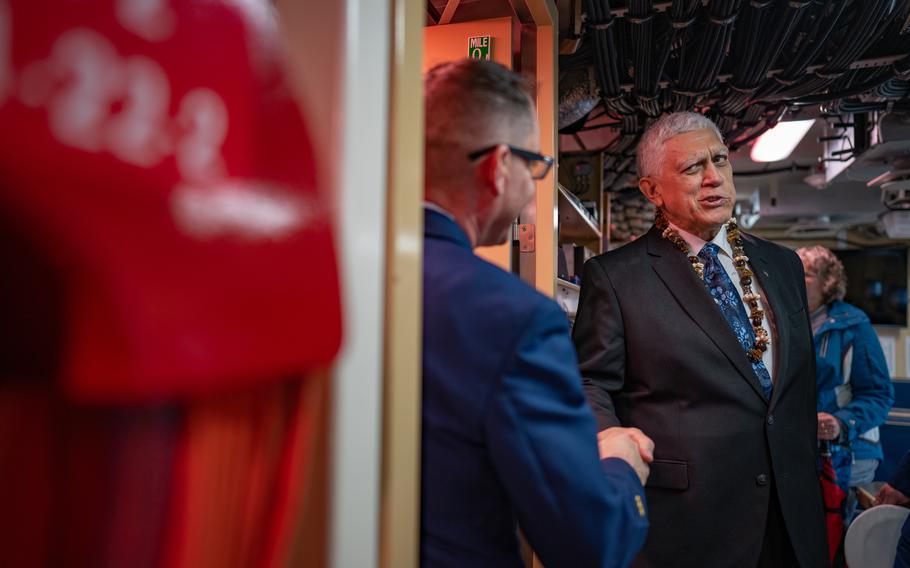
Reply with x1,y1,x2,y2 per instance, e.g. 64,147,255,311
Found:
718,1,808,119
560,0,910,185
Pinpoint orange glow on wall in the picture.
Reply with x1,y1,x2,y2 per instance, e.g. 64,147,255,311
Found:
424,17,513,271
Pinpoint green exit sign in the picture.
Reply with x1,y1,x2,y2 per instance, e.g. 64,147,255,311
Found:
468,36,492,60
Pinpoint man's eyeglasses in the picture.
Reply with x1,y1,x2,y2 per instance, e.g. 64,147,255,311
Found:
467,145,554,180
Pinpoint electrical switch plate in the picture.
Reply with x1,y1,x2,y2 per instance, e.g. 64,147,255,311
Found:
518,224,535,252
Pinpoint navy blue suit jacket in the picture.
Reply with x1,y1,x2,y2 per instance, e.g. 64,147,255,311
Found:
892,452,910,568
421,208,648,568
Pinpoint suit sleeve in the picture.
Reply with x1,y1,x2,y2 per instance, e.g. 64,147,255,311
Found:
792,252,820,455
572,258,625,430
484,300,648,568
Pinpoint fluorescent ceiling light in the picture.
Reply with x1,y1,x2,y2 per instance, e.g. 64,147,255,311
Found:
750,119,815,163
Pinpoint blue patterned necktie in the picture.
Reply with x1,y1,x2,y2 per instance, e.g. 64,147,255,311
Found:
698,243,773,399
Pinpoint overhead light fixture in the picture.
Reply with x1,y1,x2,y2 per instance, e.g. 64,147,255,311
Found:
750,119,815,163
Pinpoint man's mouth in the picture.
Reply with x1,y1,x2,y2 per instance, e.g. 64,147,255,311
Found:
700,195,728,207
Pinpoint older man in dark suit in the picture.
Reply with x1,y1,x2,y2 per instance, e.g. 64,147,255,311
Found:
573,112,828,567
421,59,653,568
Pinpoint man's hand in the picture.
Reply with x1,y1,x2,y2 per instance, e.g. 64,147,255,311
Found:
874,483,910,507
816,412,842,441
598,427,654,485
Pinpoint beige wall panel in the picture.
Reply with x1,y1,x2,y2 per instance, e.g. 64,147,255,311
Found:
382,0,424,567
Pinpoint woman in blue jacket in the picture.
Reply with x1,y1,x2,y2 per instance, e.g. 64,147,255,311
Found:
797,245,895,524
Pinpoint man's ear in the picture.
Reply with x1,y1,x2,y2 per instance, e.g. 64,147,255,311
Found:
639,176,663,208
476,144,510,198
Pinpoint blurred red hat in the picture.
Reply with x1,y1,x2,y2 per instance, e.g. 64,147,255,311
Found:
0,0,342,401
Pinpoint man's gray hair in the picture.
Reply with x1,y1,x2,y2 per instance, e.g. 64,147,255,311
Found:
636,112,724,178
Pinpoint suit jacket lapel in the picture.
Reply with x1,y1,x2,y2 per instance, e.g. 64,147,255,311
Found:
646,227,768,402
742,235,790,410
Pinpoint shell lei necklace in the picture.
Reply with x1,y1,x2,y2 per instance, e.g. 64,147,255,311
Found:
654,209,770,363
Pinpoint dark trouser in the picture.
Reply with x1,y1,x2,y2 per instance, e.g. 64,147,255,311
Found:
757,483,799,568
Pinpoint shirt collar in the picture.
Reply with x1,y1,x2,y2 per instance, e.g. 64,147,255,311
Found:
669,221,732,258
423,201,456,221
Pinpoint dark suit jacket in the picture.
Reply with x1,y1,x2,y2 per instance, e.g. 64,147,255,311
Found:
421,209,648,568
890,451,910,497
892,451,910,568
573,225,828,568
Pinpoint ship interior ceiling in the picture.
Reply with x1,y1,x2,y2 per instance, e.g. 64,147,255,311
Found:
427,0,553,25
428,0,515,23
551,0,910,246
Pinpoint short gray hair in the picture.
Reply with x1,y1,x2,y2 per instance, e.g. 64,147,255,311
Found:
636,112,724,178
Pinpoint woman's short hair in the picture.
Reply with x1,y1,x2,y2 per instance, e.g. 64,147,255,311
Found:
796,245,847,304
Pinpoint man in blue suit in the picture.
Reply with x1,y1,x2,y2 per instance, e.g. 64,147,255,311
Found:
421,59,652,568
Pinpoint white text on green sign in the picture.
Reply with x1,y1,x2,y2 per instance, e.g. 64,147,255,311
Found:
468,36,492,60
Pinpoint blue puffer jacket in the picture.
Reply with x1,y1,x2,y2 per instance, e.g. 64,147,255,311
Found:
814,300,895,468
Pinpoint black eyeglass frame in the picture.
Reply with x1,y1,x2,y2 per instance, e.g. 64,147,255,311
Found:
467,145,554,180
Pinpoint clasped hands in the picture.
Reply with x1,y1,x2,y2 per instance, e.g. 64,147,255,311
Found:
598,427,654,486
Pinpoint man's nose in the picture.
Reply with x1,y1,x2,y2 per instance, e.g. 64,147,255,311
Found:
702,161,723,186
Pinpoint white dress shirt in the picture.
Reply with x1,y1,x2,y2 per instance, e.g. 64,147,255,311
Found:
670,222,777,384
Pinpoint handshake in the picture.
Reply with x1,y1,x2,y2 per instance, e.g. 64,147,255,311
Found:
598,427,655,486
